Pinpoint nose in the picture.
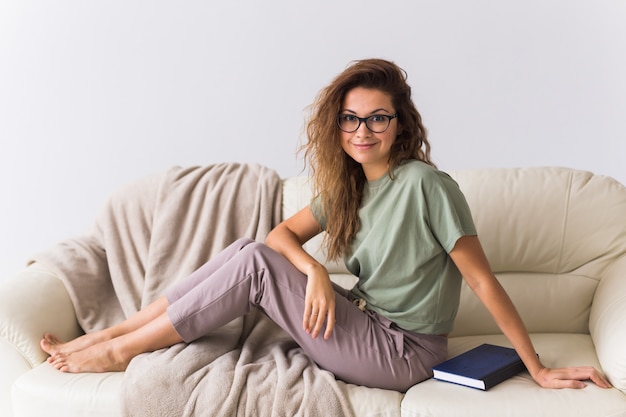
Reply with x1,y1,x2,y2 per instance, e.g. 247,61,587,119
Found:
355,120,371,137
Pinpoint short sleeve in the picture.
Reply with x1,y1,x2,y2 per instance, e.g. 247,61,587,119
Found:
309,194,327,230
423,172,477,253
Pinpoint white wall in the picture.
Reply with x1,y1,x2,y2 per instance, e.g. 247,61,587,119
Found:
1,0,625,280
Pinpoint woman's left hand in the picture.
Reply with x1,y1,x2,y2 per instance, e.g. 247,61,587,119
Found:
532,366,612,389
302,264,336,340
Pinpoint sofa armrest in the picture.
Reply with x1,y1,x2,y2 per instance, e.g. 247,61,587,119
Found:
0,263,82,368
590,255,626,392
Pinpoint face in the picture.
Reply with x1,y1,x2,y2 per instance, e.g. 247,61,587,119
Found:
339,87,399,181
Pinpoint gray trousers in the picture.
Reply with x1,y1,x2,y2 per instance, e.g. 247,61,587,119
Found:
166,237,447,392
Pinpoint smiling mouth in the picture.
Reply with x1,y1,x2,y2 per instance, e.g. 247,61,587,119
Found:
353,142,377,150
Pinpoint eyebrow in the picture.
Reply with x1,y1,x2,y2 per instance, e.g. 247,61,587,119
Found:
340,108,391,115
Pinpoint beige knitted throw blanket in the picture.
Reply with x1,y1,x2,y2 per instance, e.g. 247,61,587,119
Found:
32,163,354,417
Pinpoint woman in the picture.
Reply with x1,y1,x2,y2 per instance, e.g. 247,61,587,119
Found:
41,58,611,392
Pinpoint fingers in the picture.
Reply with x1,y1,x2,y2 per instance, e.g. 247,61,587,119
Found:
302,300,336,340
591,372,613,389
569,366,612,389
308,310,325,339
549,378,587,389
302,272,337,340
323,306,336,340
302,301,317,334
537,366,612,389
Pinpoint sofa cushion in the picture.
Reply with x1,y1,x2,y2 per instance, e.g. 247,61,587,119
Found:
1,339,31,417
12,364,123,417
12,362,403,417
402,334,626,417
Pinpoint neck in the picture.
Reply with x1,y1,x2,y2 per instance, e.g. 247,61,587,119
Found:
362,163,389,182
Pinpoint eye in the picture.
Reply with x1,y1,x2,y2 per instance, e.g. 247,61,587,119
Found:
369,115,387,122
339,114,358,122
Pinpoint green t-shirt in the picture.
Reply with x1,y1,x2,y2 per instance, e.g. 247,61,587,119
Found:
311,160,477,334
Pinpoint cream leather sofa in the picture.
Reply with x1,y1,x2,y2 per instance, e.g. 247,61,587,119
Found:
1,166,625,417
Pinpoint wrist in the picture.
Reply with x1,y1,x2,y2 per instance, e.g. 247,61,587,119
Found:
302,262,328,278
524,357,546,380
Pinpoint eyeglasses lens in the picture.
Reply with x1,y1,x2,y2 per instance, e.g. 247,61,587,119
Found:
366,117,390,133
337,115,391,133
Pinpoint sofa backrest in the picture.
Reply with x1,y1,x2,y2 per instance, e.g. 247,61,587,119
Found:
448,167,626,336
281,167,626,336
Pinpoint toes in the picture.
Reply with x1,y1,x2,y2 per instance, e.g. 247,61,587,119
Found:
49,354,67,371
40,333,68,356
41,334,56,353
43,333,63,345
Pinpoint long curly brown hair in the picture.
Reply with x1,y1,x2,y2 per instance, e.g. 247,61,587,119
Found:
302,58,435,261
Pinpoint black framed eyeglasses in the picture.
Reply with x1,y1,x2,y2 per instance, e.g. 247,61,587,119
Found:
336,113,398,133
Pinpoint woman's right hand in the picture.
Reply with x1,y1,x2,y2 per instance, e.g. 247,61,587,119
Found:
303,264,336,340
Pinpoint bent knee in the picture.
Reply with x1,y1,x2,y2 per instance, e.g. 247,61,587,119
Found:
238,239,273,257
232,237,256,249
232,238,270,258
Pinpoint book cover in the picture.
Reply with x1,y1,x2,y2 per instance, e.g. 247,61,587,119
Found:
432,343,526,390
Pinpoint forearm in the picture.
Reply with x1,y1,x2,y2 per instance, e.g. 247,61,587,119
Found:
265,223,327,277
473,279,543,377
266,216,336,339
449,236,543,376
452,236,611,389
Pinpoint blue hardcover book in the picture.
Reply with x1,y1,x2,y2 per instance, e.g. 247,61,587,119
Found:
432,343,526,390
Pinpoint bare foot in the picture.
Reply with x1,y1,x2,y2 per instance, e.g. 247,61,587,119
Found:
48,339,131,373
45,309,182,373
41,296,172,362
40,331,111,359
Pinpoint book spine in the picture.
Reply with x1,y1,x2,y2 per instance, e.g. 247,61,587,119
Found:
483,361,526,390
